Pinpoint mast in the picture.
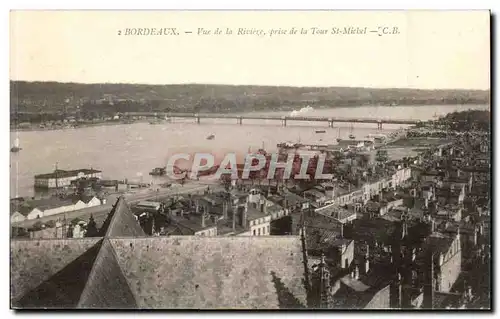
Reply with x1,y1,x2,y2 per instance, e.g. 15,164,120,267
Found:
55,162,59,189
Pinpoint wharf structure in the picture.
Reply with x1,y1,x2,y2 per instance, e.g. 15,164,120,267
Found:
34,168,102,189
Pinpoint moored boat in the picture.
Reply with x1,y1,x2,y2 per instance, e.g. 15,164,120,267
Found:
10,138,21,152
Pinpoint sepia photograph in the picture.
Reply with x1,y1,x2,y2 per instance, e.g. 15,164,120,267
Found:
9,10,491,310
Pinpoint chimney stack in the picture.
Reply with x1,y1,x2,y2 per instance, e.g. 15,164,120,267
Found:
241,205,248,228
232,208,236,232
401,219,408,240
364,257,370,275
340,223,344,238
201,213,206,228
223,201,228,220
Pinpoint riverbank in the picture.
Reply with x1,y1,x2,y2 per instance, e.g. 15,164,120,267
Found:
10,118,153,133
10,103,486,133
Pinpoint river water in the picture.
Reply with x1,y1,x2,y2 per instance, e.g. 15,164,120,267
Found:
10,104,489,197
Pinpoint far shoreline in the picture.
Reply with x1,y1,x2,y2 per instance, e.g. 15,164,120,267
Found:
10,103,488,133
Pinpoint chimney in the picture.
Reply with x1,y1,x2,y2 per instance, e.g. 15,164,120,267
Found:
340,223,344,238
223,201,228,220
401,219,408,240
354,265,359,280
240,205,248,228
201,213,206,228
232,208,236,232
364,253,370,274
431,218,436,232
260,198,265,213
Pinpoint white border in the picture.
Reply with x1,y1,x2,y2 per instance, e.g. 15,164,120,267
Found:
2,1,497,318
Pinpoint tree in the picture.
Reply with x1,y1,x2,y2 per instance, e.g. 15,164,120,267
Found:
85,214,99,237
45,220,57,228
67,224,74,238
375,150,389,163
32,221,43,231
358,153,371,168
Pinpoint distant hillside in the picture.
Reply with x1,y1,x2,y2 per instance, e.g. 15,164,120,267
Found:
10,81,490,115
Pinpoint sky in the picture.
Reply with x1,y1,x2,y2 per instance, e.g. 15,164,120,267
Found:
10,10,490,90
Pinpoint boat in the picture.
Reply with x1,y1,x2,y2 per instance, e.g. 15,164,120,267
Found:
149,118,164,125
277,142,304,149
10,138,21,153
149,167,167,176
348,123,355,139
207,134,215,140
315,130,326,134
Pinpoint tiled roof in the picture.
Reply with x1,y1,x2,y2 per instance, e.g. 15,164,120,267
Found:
110,236,307,309
425,233,455,256
10,238,102,303
11,196,308,309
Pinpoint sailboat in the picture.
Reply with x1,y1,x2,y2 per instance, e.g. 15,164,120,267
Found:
10,138,21,152
348,123,355,139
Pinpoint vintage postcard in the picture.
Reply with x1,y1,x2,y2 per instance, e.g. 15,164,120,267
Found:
9,10,491,310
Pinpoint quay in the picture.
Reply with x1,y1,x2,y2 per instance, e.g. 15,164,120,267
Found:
123,112,418,129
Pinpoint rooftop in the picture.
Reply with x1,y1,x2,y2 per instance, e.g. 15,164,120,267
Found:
35,169,102,179
425,232,456,256
246,206,269,221
170,214,217,233
11,197,308,309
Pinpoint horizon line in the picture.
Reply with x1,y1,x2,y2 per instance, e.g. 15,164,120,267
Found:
9,79,490,92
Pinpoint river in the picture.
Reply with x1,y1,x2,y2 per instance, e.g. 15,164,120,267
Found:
10,104,489,198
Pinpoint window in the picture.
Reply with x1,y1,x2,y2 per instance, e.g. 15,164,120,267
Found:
267,226,270,234
253,229,256,236
258,228,261,236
